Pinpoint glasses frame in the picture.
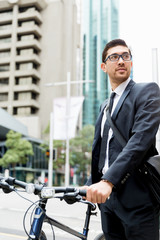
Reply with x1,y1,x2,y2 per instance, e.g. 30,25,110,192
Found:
104,52,132,63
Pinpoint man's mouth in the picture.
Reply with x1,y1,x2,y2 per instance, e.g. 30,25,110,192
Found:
116,68,126,72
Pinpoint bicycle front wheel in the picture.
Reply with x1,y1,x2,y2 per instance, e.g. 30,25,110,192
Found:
27,230,47,240
94,232,105,240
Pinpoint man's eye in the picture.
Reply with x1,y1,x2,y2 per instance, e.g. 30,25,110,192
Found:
123,54,130,59
110,55,118,60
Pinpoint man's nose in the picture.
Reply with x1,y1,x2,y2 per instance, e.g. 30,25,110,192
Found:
118,56,124,64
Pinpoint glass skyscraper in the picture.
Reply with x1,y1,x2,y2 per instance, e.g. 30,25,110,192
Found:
82,0,119,125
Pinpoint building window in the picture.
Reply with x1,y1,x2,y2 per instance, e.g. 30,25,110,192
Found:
0,37,11,43
19,6,37,13
18,63,33,70
13,107,17,115
31,107,38,114
31,92,37,100
0,78,9,85
17,107,31,116
32,77,38,85
20,34,35,41
0,64,10,72
19,77,32,85
0,23,12,30
20,48,34,56
0,10,12,17
14,92,18,100
0,93,8,101
0,51,10,58
20,20,35,27
18,92,31,101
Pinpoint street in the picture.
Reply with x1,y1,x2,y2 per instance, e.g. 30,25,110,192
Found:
0,189,102,240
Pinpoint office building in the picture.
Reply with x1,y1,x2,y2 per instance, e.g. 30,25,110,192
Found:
0,0,81,139
82,0,119,125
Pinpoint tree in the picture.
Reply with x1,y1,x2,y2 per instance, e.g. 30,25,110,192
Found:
0,130,33,170
40,140,66,170
70,125,95,185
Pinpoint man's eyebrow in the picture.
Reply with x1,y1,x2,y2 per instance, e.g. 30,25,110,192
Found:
110,51,129,55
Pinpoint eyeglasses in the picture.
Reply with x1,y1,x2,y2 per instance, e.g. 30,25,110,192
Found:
104,53,132,63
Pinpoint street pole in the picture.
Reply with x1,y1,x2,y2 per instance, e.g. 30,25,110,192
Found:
45,73,94,187
65,72,71,186
48,112,54,187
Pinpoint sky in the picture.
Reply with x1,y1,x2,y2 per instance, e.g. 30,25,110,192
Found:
119,0,160,84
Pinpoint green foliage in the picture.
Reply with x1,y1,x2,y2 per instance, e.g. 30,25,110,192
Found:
41,124,95,185
0,130,34,167
40,140,66,170
70,125,94,184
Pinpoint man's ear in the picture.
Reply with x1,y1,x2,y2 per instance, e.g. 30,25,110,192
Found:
101,63,107,73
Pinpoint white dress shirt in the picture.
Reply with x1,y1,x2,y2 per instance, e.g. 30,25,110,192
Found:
101,78,131,174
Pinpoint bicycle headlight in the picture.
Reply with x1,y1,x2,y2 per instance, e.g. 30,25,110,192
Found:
25,183,35,194
41,187,55,199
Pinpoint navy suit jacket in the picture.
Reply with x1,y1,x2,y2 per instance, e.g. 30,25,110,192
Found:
87,80,160,208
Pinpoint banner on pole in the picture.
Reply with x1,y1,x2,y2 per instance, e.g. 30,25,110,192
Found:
53,96,84,140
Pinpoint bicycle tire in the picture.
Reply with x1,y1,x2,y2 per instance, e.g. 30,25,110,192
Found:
27,230,47,240
94,232,105,240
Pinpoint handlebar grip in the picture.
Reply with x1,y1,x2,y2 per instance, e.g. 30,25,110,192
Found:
79,189,86,197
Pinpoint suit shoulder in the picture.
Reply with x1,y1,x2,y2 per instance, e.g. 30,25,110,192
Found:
133,82,160,93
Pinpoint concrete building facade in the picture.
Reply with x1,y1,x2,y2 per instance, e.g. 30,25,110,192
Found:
0,0,81,139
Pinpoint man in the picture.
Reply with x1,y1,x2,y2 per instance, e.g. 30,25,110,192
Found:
83,39,160,239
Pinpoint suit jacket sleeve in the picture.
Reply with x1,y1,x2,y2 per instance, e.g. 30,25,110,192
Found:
102,82,160,187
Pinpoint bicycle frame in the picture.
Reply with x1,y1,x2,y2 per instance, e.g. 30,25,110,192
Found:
29,198,95,240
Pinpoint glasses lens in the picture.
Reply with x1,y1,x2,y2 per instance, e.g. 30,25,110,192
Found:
109,54,119,62
122,53,131,61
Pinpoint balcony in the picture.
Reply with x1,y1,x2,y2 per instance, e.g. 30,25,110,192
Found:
0,71,10,79
16,39,41,52
18,10,42,24
0,14,12,25
13,99,39,108
0,57,11,65
15,69,40,80
17,25,42,38
16,54,41,66
0,101,8,108
0,85,9,93
0,42,11,51
0,28,12,38
13,84,40,94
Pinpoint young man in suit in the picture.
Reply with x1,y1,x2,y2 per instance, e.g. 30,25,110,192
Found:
83,39,160,239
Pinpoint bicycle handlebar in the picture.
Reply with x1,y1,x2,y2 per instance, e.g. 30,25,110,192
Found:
0,176,86,197
0,176,96,210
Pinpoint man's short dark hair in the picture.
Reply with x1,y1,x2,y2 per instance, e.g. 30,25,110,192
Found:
102,39,131,62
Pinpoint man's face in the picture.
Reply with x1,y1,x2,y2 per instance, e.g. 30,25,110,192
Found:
101,45,132,86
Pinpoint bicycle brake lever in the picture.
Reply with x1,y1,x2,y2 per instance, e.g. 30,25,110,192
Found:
79,198,96,211
0,180,14,194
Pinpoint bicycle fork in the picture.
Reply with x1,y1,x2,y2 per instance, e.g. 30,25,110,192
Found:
29,199,47,239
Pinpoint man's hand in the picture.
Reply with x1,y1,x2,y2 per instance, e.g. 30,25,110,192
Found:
86,180,113,204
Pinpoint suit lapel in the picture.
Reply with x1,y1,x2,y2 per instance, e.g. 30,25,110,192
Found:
112,80,135,121
92,80,136,151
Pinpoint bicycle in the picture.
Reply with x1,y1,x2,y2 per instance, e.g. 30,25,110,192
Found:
0,176,105,240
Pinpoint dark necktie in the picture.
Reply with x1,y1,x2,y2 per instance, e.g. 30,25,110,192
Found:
98,92,115,172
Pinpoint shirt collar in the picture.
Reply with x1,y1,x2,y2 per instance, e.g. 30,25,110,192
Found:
113,77,131,97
